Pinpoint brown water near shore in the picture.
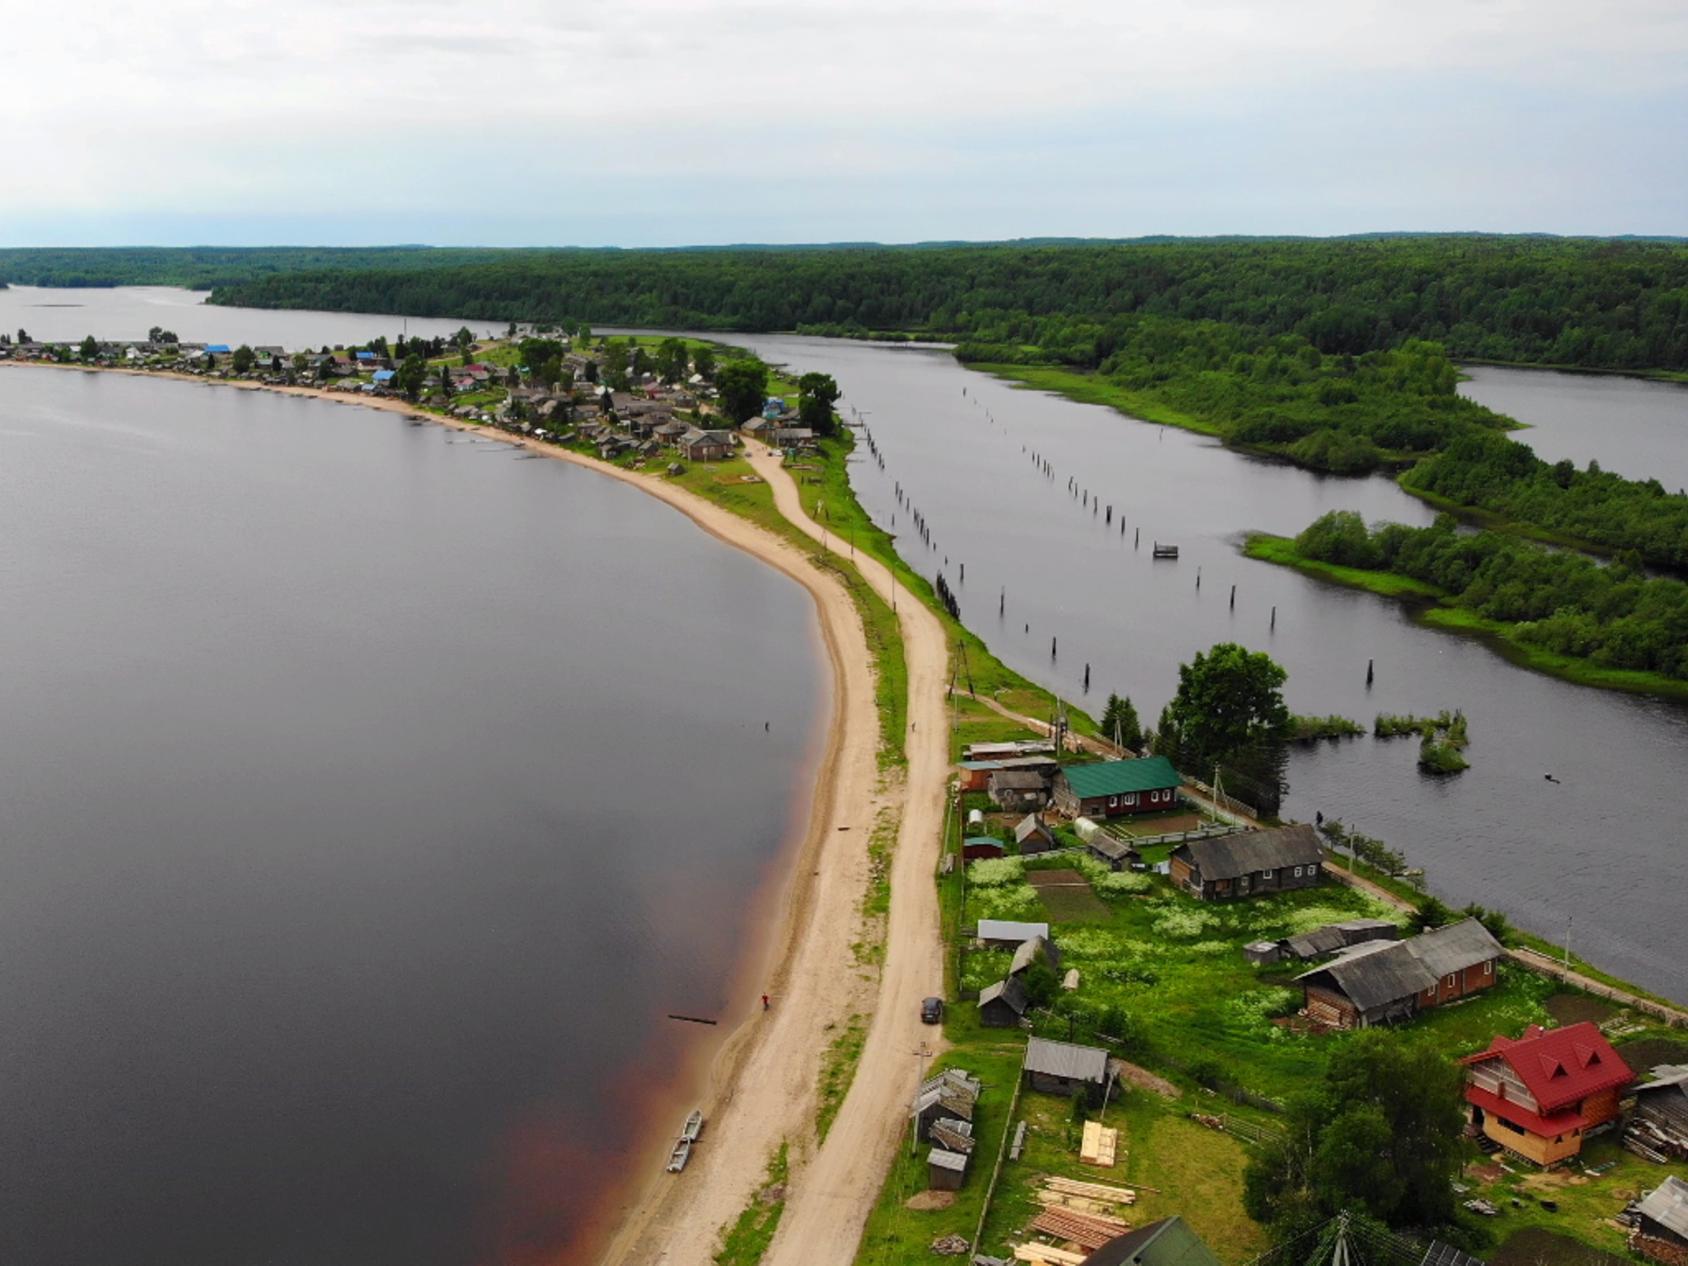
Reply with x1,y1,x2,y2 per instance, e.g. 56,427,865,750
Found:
0,363,832,1266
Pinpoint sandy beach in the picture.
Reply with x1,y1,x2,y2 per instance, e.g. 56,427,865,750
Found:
3,362,943,1263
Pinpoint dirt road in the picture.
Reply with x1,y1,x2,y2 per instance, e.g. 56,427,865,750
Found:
744,441,954,1266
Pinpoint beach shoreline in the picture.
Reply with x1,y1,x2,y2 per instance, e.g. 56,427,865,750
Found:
0,360,894,1263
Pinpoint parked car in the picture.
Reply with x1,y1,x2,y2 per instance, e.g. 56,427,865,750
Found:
920,996,944,1024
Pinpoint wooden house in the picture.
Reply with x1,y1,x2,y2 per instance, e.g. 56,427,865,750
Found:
1632,1176,1688,1265
978,976,1030,1028
1169,825,1324,900
1297,918,1503,1028
680,429,733,462
1461,1021,1633,1166
1052,757,1181,819
989,769,1050,812
1085,1217,1223,1266
1015,813,1057,855
1628,1065,1688,1161
977,919,1049,949
1023,1037,1111,1106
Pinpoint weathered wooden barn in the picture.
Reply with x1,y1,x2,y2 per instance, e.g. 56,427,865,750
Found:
1628,1065,1688,1161
911,1068,980,1140
1086,834,1141,872
1022,1036,1111,1105
1009,934,1062,977
1051,757,1180,819
1015,813,1057,855
962,835,1006,861
978,975,1031,1028
1169,824,1324,900
1297,918,1503,1029
989,769,1050,811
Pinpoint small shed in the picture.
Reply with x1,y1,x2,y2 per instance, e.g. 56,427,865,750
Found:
1087,834,1140,872
977,919,1050,949
1023,1036,1111,1105
1630,1065,1688,1160
978,976,1030,1028
962,836,1005,861
1009,934,1062,977
989,769,1049,812
912,1070,979,1139
927,1146,968,1191
1633,1175,1688,1262
1244,940,1283,966
1015,813,1057,855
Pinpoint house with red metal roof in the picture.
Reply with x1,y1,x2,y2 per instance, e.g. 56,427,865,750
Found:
1460,1021,1634,1166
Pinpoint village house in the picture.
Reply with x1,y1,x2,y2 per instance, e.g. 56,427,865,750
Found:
1083,1217,1224,1266
1296,918,1504,1029
1051,757,1181,819
989,769,1050,812
977,919,1050,949
1169,824,1324,900
978,975,1030,1028
1632,1176,1688,1266
958,754,1060,793
1461,1021,1633,1166
655,418,689,444
1023,1037,1111,1105
1628,1065,1688,1161
772,426,818,451
1015,813,1057,855
741,416,776,439
680,429,733,462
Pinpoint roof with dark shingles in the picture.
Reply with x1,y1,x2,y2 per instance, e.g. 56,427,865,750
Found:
1057,756,1179,799
1175,824,1323,880
979,975,1030,1015
1297,918,1502,1013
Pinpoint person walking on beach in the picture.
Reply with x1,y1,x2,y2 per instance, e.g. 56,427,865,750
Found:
761,993,770,1011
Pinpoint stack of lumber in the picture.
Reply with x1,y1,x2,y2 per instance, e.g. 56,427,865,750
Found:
1013,1244,1088,1265
1079,1120,1119,1167
1030,1205,1131,1249
1044,1175,1137,1206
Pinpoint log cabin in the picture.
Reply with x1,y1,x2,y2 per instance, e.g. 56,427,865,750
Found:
1169,825,1324,901
1296,918,1503,1029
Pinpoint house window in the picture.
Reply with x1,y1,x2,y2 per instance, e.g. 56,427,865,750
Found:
1292,866,1303,877
1446,975,1456,987
1483,961,1492,976
1108,796,1118,808
1309,864,1320,875
1262,869,1275,879
1499,1117,1526,1135
1124,793,1137,806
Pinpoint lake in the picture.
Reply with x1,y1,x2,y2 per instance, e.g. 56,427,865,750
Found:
701,334,1688,1001
0,365,825,1266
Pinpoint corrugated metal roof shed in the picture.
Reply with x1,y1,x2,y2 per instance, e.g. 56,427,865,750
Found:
1024,1037,1109,1085
978,919,1049,942
1637,1175,1688,1239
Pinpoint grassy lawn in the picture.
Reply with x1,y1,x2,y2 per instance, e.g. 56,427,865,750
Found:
1465,1132,1688,1266
714,1143,791,1266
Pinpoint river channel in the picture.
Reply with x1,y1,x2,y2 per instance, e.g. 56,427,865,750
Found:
707,333,1688,1001
0,359,825,1265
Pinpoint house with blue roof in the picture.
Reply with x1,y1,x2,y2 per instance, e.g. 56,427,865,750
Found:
372,369,396,385
206,344,231,355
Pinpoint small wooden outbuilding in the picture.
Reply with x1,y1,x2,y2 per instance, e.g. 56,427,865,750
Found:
927,1146,968,1191
978,976,1030,1028
989,769,1050,811
1022,1036,1111,1105
1015,813,1057,855
1633,1176,1688,1264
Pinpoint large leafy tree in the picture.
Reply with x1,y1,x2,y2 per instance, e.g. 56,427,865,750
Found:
1244,1032,1465,1234
232,344,256,374
1155,642,1289,785
716,359,769,423
797,372,841,436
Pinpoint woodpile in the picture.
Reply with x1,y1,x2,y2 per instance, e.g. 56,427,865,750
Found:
1031,1205,1131,1248
1044,1175,1137,1205
1013,1245,1088,1265
1079,1120,1119,1167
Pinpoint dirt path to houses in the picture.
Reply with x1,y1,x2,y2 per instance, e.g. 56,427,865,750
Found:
742,440,955,1266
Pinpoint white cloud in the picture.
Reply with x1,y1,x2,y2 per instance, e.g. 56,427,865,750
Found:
3,0,1684,240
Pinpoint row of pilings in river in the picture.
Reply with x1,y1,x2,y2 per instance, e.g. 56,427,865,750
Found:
851,392,1380,695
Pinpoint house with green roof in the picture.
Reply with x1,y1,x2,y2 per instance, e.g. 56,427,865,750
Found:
1051,756,1181,819
1082,1216,1223,1266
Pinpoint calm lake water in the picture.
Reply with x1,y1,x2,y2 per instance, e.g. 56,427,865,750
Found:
0,365,825,1266
701,334,1688,1002
1459,365,1688,491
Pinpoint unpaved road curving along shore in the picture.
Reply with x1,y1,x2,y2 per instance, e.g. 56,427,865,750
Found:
744,440,952,1266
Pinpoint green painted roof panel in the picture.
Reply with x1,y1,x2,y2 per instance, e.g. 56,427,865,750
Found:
1057,756,1180,799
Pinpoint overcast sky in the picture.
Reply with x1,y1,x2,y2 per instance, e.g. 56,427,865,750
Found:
4,0,1684,246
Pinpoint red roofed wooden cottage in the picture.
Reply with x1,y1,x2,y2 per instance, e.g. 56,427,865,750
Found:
1461,1022,1634,1166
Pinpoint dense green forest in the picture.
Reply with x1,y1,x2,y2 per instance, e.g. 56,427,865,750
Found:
1291,511,1688,682
193,236,1688,370
0,246,515,291
1399,430,1688,569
